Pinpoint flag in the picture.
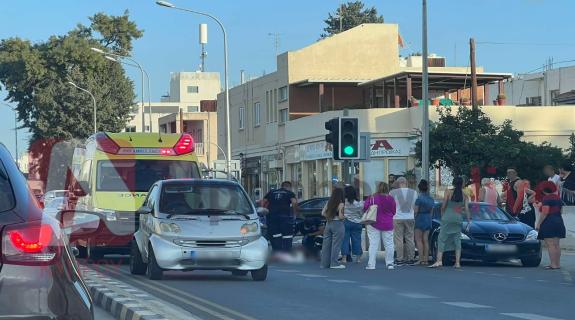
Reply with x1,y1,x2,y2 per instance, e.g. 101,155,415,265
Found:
398,34,405,48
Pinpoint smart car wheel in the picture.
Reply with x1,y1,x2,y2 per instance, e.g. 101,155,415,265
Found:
130,240,147,275
231,270,249,276
251,264,268,281
146,245,163,280
521,256,542,268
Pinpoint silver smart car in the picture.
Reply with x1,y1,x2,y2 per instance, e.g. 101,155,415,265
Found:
130,179,269,281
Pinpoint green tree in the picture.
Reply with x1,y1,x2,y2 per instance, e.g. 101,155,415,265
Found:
0,11,143,188
416,106,565,183
321,1,384,38
0,10,143,142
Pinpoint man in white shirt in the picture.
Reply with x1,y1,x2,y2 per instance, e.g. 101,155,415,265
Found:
544,165,561,193
389,177,418,265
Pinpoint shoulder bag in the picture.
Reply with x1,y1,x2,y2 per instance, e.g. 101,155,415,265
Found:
360,196,378,225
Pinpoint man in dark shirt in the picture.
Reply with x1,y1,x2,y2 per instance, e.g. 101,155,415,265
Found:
261,181,298,252
560,162,575,205
503,167,521,216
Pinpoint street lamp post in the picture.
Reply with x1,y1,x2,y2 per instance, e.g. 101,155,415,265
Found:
421,0,430,181
156,0,232,180
1,103,18,167
91,47,147,133
104,55,153,132
68,81,97,134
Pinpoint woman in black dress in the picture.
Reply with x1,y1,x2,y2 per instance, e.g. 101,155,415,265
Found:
535,181,566,270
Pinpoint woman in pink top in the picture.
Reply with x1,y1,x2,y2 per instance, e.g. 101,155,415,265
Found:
364,182,396,270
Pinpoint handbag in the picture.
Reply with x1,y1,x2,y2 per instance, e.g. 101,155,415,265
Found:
360,196,378,225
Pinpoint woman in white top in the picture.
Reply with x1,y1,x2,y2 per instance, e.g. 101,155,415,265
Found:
341,186,364,263
479,178,501,207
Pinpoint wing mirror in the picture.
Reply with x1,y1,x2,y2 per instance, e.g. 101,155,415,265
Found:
57,210,101,240
73,181,90,197
137,206,153,215
256,207,269,217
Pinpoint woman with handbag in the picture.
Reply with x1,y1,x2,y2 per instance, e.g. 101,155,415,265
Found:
363,182,396,270
320,187,347,269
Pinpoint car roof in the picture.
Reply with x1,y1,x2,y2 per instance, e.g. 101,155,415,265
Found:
159,178,241,187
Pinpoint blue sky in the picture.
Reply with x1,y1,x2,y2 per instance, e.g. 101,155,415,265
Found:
1,0,574,157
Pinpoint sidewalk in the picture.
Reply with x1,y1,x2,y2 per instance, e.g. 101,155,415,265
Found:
562,206,575,251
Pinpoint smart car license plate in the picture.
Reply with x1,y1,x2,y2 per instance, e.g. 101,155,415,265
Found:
486,244,517,253
190,251,235,260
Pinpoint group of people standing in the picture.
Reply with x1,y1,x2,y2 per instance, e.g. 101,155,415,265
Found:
321,176,438,270
262,161,574,270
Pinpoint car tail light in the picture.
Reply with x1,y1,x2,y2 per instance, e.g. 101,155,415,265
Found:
173,133,195,155
2,221,61,265
96,132,120,154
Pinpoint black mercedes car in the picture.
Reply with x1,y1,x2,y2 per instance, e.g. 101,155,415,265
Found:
430,202,542,267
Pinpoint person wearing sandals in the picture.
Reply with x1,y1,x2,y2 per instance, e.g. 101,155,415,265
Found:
429,177,471,269
414,180,434,265
364,182,396,270
320,188,346,269
341,186,364,263
535,181,565,270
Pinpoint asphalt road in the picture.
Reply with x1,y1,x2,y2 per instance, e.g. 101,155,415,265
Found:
90,253,574,320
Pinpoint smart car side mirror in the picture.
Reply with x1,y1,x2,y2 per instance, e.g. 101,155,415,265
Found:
137,206,153,215
256,207,269,217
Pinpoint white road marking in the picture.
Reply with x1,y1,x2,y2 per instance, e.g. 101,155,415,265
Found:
275,269,299,273
327,279,356,284
512,276,524,279
297,274,328,278
360,285,389,291
500,313,565,320
474,271,486,274
536,280,547,282
442,302,493,309
398,293,436,299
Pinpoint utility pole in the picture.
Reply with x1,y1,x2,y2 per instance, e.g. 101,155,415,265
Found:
421,0,430,181
339,3,344,33
470,38,478,111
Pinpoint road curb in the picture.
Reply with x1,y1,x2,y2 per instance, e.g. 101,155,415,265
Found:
81,266,202,320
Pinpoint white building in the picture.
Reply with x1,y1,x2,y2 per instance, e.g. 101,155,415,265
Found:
487,64,575,106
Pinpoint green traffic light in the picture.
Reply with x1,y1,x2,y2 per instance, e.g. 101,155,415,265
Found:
343,145,355,156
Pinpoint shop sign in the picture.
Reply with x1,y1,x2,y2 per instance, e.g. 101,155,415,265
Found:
370,138,410,157
301,141,333,161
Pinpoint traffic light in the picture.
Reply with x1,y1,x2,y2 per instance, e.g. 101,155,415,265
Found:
324,118,340,160
339,117,359,159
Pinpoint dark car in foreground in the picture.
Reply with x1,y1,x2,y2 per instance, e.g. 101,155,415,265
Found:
0,143,97,319
430,202,542,267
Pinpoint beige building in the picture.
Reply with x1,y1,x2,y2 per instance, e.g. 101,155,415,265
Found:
217,23,575,200
126,71,221,169
127,71,220,133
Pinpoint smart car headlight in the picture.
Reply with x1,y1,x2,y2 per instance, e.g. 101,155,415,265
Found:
160,222,181,235
526,230,538,241
240,222,259,235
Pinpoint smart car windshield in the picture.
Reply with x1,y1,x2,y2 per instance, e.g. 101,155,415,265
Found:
160,183,253,216
469,204,511,221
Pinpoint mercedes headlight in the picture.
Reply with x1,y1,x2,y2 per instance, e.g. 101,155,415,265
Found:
461,233,470,240
94,208,116,221
526,230,538,241
160,222,181,235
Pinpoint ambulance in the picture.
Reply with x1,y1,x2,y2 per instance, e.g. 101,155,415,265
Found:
70,132,201,260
